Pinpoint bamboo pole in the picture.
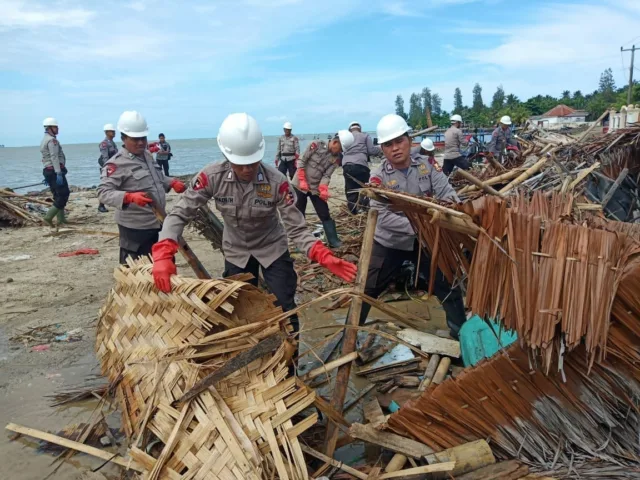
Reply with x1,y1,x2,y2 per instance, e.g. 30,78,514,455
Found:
576,109,609,143
458,169,524,195
409,126,438,139
324,208,378,457
567,162,601,191
432,357,451,385
498,155,550,194
301,351,359,381
385,454,408,473
452,168,506,198
418,354,440,391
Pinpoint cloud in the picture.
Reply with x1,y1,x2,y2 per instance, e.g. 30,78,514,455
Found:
380,1,413,16
0,0,94,28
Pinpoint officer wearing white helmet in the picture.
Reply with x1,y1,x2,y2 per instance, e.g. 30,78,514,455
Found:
292,130,355,248
442,114,470,175
152,114,357,369
358,114,467,339
275,121,300,180
98,111,186,264
40,117,70,226
97,123,118,213
417,137,443,171
487,115,516,161
342,121,382,214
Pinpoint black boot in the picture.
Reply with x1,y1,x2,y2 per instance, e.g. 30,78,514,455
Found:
98,203,108,213
322,219,342,248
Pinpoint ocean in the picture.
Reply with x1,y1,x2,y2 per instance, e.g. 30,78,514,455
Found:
0,135,335,189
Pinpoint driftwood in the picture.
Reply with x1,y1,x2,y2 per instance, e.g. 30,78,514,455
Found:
348,423,434,458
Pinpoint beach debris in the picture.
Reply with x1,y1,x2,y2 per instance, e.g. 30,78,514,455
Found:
58,248,99,257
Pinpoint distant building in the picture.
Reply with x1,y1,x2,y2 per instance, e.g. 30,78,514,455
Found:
607,104,640,133
529,104,588,129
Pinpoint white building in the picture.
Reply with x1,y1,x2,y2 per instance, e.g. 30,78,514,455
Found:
530,104,588,129
607,104,640,132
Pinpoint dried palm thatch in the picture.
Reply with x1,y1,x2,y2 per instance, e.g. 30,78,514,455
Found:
96,259,315,480
0,188,47,226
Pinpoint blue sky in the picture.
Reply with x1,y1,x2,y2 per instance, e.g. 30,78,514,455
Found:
1,0,639,146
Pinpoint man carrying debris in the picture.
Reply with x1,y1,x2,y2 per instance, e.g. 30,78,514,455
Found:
487,115,516,163
342,121,382,214
151,113,357,362
292,131,355,248
97,123,118,213
443,114,470,175
41,117,70,227
275,121,300,180
360,114,467,339
98,111,186,264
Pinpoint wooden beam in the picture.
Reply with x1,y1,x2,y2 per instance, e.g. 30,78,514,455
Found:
6,423,143,472
348,423,434,458
301,352,359,381
424,439,495,477
576,109,609,143
601,167,629,208
357,358,421,376
300,445,369,480
397,329,460,358
363,398,386,427
324,208,378,456
567,162,601,191
343,384,377,413
499,155,550,194
452,168,506,198
377,463,456,479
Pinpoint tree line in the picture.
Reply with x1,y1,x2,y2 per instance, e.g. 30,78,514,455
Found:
394,68,640,129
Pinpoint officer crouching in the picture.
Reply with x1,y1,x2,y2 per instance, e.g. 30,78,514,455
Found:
361,114,467,339
97,111,185,264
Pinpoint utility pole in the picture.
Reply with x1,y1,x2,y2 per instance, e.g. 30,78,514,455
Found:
621,45,638,105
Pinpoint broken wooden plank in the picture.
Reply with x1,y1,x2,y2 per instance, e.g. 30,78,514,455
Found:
418,354,440,391
363,398,386,427
366,364,422,383
456,460,529,480
424,440,495,477
360,324,380,351
499,155,550,194
357,343,396,365
325,208,378,456
348,423,434,458
313,394,350,428
396,329,460,358
6,423,144,472
301,352,359,381
601,167,629,208
176,333,284,405
394,376,420,388
357,357,420,376
377,462,455,478
343,384,377,413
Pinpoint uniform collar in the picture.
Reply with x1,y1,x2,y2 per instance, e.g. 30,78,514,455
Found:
222,162,267,183
383,157,419,173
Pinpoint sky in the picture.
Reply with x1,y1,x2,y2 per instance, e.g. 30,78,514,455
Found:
1,0,639,146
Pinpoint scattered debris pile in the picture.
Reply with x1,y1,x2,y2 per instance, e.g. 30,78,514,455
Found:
0,188,49,226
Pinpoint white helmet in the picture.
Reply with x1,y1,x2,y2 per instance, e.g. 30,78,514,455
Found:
218,113,265,165
117,111,149,137
500,115,512,125
420,138,435,151
43,117,58,127
283,121,293,130
348,121,361,131
376,114,411,144
337,130,355,152
103,123,116,131
450,114,462,124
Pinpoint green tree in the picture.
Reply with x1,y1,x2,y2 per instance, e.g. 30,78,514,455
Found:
472,83,484,112
491,85,505,112
572,90,585,109
395,94,407,120
431,93,442,116
421,87,432,116
560,90,571,102
599,68,616,103
524,95,558,115
505,94,520,107
408,93,423,128
453,88,463,113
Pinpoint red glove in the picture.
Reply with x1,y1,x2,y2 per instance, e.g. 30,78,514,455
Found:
170,179,186,193
124,191,153,207
318,184,330,202
297,169,309,192
295,153,300,160
275,157,280,167
308,241,357,282
152,239,178,292
148,143,160,153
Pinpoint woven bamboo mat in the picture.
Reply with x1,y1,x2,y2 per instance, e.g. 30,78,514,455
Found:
96,259,314,480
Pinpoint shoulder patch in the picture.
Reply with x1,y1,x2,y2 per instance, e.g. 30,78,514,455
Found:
257,172,264,182
52,139,58,145
370,175,382,186
385,163,394,173
193,171,209,191
100,141,107,148
106,164,117,177
310,142,318,151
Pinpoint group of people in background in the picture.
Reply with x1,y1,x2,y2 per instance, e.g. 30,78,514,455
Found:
38,110,518,352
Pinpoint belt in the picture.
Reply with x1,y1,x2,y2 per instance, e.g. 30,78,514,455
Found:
280,153,296,157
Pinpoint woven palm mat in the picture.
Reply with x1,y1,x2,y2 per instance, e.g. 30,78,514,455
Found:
96,259,315,480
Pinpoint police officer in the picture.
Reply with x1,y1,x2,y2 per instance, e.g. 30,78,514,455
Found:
416,138,444,171
487,115,516,163
443,114,470,175
360,114,467,339
156,133,172,176
151,113,357,367
293,130,355,248
98,123,118,213
97,111,186,264
41,117,70,226
275,121,300,180
342,121,382,214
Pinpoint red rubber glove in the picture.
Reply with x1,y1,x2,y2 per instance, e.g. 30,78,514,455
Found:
170,179,186,193
152,239,178,292
294,153,300,160
297,169,309,192
318,184,330,202
123,191,153,207
308,241,357,282
275,157,280,167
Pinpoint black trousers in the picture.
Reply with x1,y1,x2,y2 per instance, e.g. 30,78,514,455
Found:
357,241,467,339
157,159,170,176
442,156,470,176
118,225,160,265
278,158,297,180
43,167,70,210
223,251,299,334
343,163,370,214
294,187,331,221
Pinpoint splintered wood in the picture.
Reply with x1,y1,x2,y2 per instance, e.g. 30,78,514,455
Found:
95,259,316,480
